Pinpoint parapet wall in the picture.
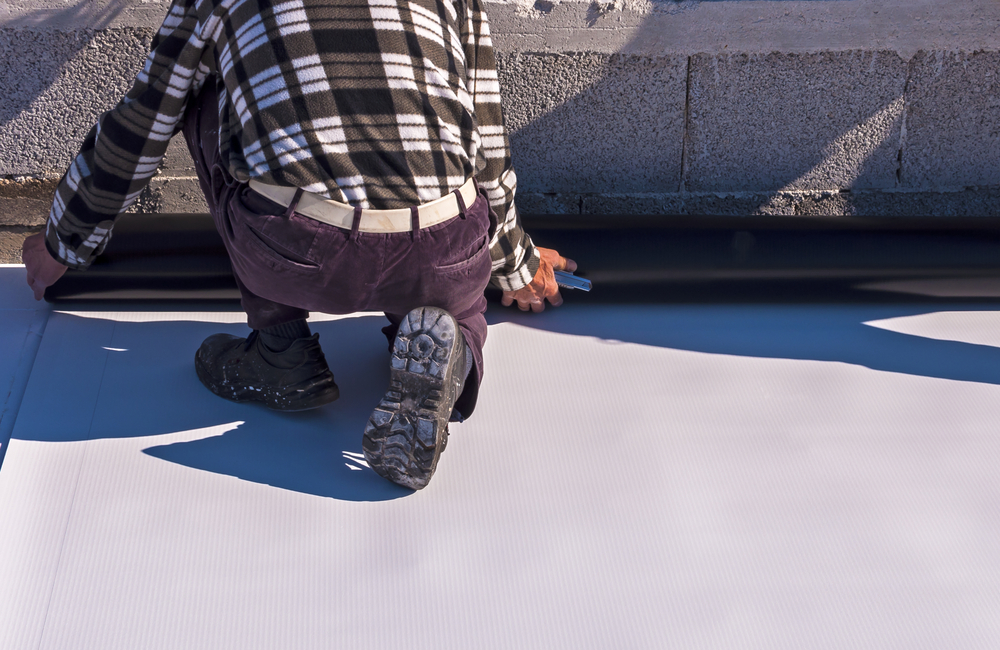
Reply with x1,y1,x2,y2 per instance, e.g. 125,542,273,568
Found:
3,0,1000,261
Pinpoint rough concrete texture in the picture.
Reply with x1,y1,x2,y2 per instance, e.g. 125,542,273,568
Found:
842,188,1000,217
515,192,582,216
499,52,686,193
0,178,57,226
127,177,208,215
4,0,1000,220
0,225,42,264
0,0,171,31
902,50,1000,190
0,27,153,176
488,0,1000,57
583,191,810,216
685,51,908,193
158,135,198,178
582,189,1000,217
7,0,1000,56
582,192,686,215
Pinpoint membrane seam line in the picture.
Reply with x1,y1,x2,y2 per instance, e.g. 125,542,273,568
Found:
33,442,89,650
34,321,115,649
83,321,116,440
0,308,52,471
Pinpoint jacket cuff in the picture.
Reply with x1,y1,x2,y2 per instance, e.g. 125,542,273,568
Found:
489,241,540,292
44,220,112,271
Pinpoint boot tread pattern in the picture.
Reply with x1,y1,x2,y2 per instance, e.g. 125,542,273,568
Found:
363,307,462,490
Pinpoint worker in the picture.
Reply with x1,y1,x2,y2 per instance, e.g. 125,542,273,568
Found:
22,0,576,490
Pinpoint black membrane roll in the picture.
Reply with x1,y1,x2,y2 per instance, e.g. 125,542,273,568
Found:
45,213,1000,304
45,213,240,302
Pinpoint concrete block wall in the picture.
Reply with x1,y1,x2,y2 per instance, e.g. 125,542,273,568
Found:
3,0,1000,261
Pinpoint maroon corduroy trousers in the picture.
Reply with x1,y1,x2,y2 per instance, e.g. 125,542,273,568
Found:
182,85,492,417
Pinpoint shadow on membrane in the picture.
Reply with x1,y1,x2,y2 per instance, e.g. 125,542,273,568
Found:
13,312,410,502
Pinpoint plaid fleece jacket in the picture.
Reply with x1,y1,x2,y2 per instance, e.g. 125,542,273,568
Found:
45,0,539,291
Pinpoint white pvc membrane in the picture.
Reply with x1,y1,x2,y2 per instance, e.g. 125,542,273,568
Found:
2,267,1000,649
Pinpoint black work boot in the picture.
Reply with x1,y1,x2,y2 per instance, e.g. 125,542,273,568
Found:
363,306,468,490
195,330,340,411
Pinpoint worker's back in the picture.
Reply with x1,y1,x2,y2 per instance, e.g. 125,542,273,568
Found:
207,0,487,209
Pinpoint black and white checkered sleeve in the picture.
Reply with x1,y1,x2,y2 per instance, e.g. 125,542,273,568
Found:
463,0,539,292
45,0,213,269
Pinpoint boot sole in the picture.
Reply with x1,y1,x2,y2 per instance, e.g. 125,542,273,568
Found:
362,307,463,490
194,353,340,412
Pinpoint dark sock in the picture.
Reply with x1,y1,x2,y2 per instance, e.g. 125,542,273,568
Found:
259,319,311,354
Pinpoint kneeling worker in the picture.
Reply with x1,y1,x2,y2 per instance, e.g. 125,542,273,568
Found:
22,0,575,489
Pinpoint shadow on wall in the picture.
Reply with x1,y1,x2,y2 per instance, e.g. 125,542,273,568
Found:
502,0,917,215
0,1,130,125
0,0,130,29
2,0,903,211
501,2,692,200
0,0,142,174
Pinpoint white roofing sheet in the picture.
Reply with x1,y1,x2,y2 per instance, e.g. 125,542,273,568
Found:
2,267,1000,648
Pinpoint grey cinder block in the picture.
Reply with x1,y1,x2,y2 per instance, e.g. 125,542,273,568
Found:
584,189,1000,217
499,52,687,194
581,191,801,216
901,50,1000,190
0,27,152,176
846,188,1000,217
515,192,581,215
582,193,685,215
686,51,908,193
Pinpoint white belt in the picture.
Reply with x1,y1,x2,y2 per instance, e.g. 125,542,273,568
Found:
247,178,478,233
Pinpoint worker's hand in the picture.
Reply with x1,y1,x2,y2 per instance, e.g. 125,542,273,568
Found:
501,247,577,313
22,233,68,301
